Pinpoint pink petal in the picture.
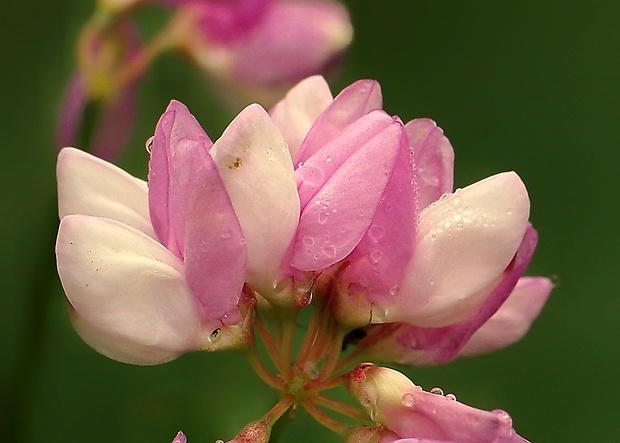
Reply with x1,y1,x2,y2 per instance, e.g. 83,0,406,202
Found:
56,215,204,364
57,148,154,238
339,125,417,305
391,172,530,327
269,75,333,162
458,276,552,357
210,104,299,294
183,152,247,325
405,118,454,209
292,116,404,271
171,431,187,443
148,100,213,258
295,79,383,164
296,110,395,208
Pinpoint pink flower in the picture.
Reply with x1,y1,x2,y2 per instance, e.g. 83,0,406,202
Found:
269,76,551,363
56,101,282,364
168,0,352,105
346,364,529,443
171,431,187,443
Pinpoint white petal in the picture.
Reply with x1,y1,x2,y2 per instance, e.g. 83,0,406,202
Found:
57,148,155,238
269,75,333,161
210,104,300,294
56,215,204,361
393,172,530,327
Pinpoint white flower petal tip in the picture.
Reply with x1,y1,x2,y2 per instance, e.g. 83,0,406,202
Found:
394,172,531,327
57,148,154,238
56,215,204,364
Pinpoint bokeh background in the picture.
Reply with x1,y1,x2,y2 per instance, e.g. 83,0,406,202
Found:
2,1,618,442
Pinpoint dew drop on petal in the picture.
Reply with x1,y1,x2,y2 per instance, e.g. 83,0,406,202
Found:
321,245,337,258
318,212,329,224
446,393,457,401
326,155,333,162
401,393,414,407
215,440,225,443
220,229,232,239
370,250,383,264
430,387,444,396
145,136,154,154
491,409,513,424
368,225,385,242
303,236,315,246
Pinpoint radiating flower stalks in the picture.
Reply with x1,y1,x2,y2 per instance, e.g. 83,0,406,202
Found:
55,76,550,442
346,364,529,443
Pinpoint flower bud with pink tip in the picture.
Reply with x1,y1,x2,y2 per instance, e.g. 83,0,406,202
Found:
346,364,530,443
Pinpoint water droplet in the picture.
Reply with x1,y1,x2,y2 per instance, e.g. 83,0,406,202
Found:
317,212,328,224
368,225,385,241
145,136,154,154
445,393,457,401
401,393,415,407
297,161,305,168
326,155,333,162
209,328,222,343
370,250,383,264
389,284,399,295
492,409,512,424
321,245,337,258
430,387,444,395
220,229,232,239
215,440,225,443
303,236,314,246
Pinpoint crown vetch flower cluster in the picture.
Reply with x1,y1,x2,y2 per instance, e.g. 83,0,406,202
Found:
55,76,551,442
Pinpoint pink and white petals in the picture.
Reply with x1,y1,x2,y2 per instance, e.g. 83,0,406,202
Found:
405,118,454,210
210,104,299,295
57,148,154,238
296,79,383,164
56,215,206,365
148,100,247,322
347,365,529,443
392,172,530,328
269,75,333,162
292,113,405,271
458,277,552,358
148,100,214,257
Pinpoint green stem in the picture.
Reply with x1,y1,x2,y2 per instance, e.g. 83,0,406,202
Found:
246,343,284,391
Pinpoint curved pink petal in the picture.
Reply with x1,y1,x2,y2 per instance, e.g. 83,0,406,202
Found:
183,152,247,325
210,104,299,294
458,276,552,357
391,172,530,327
339,125,417,305
57,148,154,238
56,215,205,364
269,75,333,162
296,79,383,164
148,100,213,258
296,110,396,208
405,118,454,209
292,117,404,271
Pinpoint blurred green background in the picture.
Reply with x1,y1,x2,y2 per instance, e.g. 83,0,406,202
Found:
1,1,618,442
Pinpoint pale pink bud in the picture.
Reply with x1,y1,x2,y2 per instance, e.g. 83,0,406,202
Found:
346,365,529,443
171,431,187,443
